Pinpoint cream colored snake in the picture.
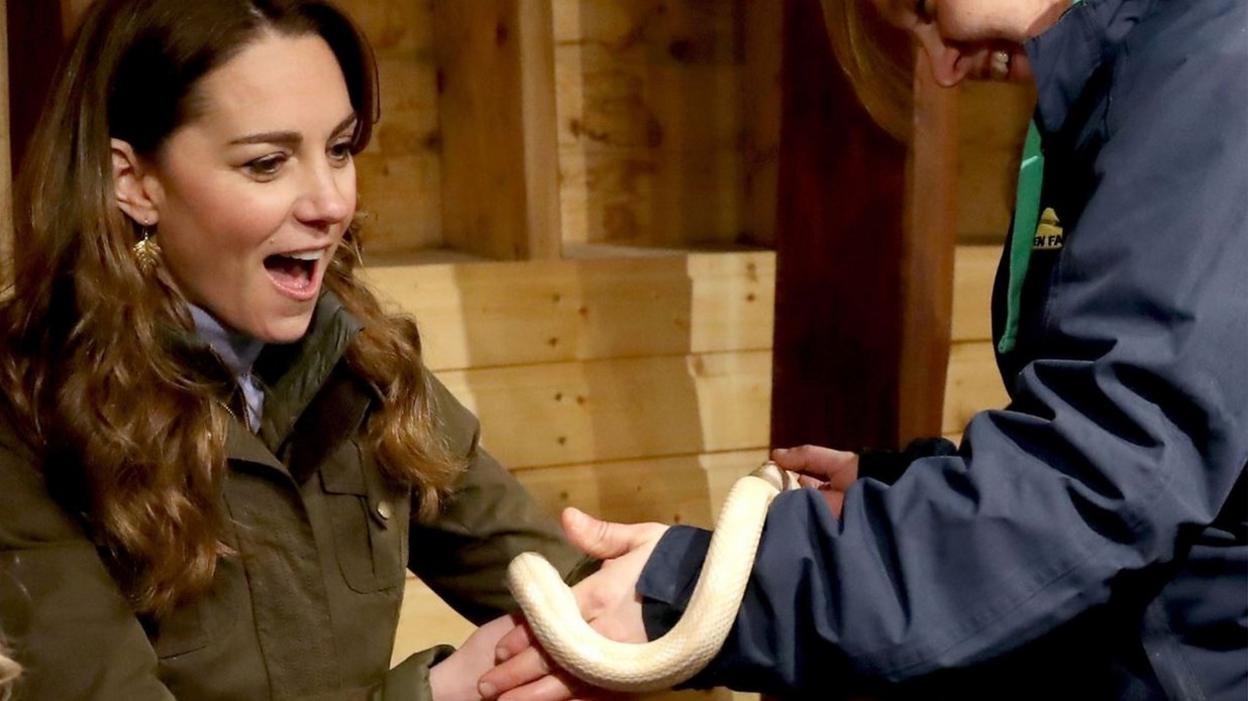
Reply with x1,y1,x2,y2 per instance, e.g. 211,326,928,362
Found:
507,462,797,692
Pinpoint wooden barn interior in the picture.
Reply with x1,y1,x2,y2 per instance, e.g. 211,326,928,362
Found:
1,1,1034,699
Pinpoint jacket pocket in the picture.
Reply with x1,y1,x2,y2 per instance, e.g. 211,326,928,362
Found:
321,440,409,593
149,603,209,659
149,573,236,660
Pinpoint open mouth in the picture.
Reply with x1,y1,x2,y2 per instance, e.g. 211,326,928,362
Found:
263,248,326,300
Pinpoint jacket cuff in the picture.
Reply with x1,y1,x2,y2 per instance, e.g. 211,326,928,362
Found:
371,645,455,701
638,525,712,641
858,437,958,485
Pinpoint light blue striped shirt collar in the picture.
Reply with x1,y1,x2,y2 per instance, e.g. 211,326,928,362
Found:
188,305,265,432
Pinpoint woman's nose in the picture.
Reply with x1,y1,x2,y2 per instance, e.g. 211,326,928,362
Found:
294,161,353,227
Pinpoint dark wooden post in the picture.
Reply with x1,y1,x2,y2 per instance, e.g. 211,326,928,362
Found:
770,0,956,451
5,0,64,181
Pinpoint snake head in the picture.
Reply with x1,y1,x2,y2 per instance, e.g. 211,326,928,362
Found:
751,461,801,491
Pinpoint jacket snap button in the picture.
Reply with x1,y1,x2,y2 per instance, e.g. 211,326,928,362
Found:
375,500,392,521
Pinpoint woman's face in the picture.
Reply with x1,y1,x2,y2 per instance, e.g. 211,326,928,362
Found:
872,0,1068,86
142,32,357,343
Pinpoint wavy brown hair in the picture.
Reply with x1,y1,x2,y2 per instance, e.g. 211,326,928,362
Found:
0,0,462,616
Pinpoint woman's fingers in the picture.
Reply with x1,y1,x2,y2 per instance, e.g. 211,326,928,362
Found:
494,620,536,662
495,672,579,701
480,646,554,699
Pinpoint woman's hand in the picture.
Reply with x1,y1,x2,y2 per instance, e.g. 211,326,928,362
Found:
430,614,520,701
771,445,859,517
477,508,668,701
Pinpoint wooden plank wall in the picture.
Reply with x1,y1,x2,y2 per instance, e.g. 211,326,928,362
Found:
944,245,1009,443
375,243,1008,668
368,252,775,701
956,81,1034,243
335,0,445,255
554,0,781,252
363,252,776,471
432,0,563,261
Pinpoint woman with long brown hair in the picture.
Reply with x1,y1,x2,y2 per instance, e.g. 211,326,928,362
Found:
0,0,591,698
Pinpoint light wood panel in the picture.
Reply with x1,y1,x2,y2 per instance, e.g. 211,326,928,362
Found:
956,81,1035,244
553,0,770,250
433,0,562,260
335,0,445,256
393,577,476,663
942,340,1010,434
362,251,775,371
363,246,1000,458
438,351,772,470
950,244,1000,342
515,449,769,528
945,246,1006,435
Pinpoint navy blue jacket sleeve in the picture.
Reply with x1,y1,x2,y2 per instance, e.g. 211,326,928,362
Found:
637,1,1248,694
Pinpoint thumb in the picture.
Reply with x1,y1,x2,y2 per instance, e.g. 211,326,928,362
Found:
562,507,636,560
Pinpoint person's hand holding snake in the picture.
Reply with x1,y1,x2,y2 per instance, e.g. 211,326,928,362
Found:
479,509,668,701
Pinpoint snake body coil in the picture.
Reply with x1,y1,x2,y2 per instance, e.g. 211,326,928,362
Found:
507,463,793,692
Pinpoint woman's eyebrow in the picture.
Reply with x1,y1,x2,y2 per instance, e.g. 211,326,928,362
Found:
230,130,301,146
229,113,358,146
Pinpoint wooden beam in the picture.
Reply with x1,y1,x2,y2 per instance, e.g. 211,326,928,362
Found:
769,0,910,451
4,0,63,185
896,50,959,445
432,0,561,261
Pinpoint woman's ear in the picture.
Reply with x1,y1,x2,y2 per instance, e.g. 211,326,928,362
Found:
111,138,162,226
913,25,971,87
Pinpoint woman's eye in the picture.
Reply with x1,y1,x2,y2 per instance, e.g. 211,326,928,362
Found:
329,141,354,164
244,154,287,178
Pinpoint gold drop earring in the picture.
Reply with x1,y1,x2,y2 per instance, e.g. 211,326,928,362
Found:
133,217,161,274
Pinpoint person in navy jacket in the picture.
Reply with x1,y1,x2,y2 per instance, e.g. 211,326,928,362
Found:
480,0,1247,698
